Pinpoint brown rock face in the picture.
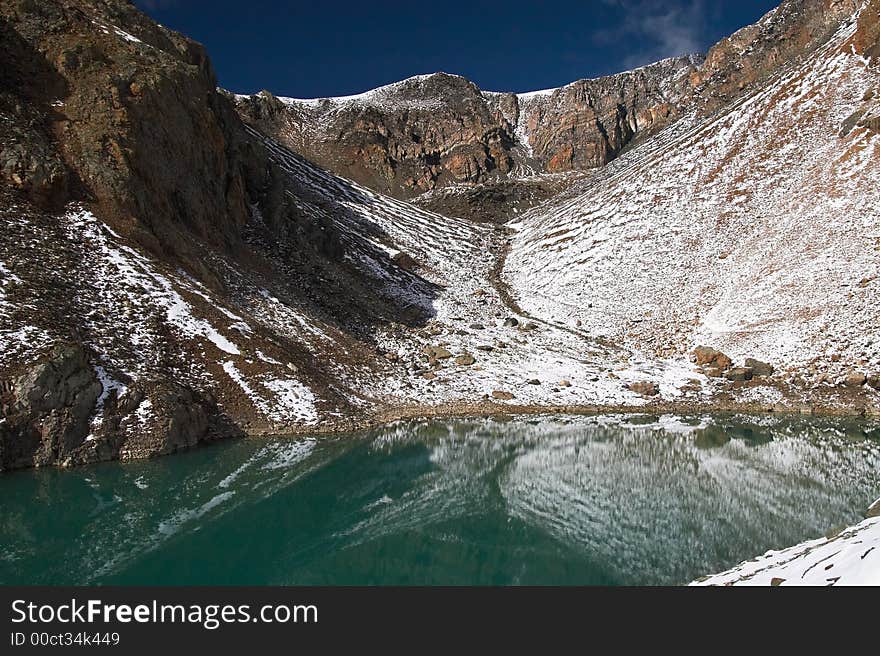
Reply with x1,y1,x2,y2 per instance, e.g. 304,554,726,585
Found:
854,0,880,58
234,58,701,199
1,0,349,274
547,145,575,173
0,0,254,260
688,0,863,115
234,0,864,201
234,74,517,199
510,57,699,172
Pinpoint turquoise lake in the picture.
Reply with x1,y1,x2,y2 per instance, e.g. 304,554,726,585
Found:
2,414,879,585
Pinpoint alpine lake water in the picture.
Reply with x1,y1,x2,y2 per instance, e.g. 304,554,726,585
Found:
2,413,879,586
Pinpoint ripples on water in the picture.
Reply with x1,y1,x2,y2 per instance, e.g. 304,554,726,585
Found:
1,414,878,585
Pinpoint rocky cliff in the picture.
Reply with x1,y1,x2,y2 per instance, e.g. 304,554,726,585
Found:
234,0,865,201
233,73,519,199
233,58,703,199
0,0,444,468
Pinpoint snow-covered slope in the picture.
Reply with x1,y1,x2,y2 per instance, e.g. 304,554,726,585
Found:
248,128,700,411
3,121,717,469
505,11,880,386
693,501,880,585
275,73,455,111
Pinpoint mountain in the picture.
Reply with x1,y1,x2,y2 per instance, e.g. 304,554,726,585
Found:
505,0,880,392
1,0,879,475
0,0,449,467
232,57,701,201
232,0,864,204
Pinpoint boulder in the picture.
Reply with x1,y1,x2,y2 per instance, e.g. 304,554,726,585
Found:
843,372,867,387
1,344,102,470
503,317,519,327
422,345,453,359
454,354,475,366
693,346,732,370
744,358,774,377
527,379,541,385
391,251,418,271
627,381,660,396
491,390,515,400
725,367,753,382
109,381,213,461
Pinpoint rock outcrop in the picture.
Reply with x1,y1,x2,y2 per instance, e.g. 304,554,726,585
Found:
0,344,100,469
0,344,222,470
233,58,703,199
488,56,701,173
233,74,516,199
688,0,863,114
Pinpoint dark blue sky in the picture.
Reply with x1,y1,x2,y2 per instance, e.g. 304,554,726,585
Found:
134,0,780,97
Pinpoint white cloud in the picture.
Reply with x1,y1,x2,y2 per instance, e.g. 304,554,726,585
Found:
594,0,707,69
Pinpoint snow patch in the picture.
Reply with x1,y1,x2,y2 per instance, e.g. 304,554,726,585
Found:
693,516,880,586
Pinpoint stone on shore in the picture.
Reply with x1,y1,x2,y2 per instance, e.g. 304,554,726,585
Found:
693,346,732,370
627,381,660,396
